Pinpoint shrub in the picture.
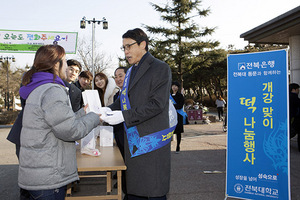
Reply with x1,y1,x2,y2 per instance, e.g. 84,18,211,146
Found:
0,111,19,125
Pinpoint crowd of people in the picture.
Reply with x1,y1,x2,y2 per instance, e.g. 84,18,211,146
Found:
6,28,187,200
5,27,300,200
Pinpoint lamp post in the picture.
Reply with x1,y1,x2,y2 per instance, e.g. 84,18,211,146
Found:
80,16,108,89
0,56,15,110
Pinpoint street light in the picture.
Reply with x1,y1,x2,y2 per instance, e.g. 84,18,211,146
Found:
0,56,15,110
80,16,108,89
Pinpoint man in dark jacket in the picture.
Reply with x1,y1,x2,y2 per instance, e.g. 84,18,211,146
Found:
63,81,82,112
101,28,172,200
289,83,300,151
65,59,83,112
66,59,82,84
74,70,93,107
112,66,128,193
74,71,93,91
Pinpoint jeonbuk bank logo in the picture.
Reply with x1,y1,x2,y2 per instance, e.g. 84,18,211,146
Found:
238,63,246,70
234,184,243,193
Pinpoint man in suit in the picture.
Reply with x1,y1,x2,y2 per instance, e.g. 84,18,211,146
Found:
113,66,128,159
101,28,172,200
112,66,128,192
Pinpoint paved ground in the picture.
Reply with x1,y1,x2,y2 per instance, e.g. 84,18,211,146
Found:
1,116,300,200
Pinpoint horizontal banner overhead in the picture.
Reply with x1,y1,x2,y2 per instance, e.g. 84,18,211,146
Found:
0,29,77,54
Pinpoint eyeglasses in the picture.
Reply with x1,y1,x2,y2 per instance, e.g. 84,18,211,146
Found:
120,42,137,51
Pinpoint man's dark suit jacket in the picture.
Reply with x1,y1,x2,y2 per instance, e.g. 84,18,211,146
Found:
109,53,172,197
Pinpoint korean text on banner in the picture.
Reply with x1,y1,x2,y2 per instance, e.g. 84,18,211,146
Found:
0,29,77,54
226,49,290,200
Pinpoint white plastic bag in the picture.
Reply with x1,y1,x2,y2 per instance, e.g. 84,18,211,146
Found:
80,90,102,156
100,126,114,147
81,127,101,156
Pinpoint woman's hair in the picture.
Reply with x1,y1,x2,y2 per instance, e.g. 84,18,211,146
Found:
22,45,65,85
94,72,108,106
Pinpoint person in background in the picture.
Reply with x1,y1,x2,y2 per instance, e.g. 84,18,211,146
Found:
18,45,101,199
114,67,128,98
170,81,185,154
215,95,226,121
65,59,82,83
74,70,93,107
101,28,172,200
63,59,83,112
74,70,93,91
113,67,128,158
289,83,300,151
94,72,119,107
112,66,128,192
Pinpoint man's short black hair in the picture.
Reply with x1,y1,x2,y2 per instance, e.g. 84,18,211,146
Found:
290,83,300,92
122,28,149,51
114,67,128,76
172,81,180,88
67,59,82,72
78,70,93,81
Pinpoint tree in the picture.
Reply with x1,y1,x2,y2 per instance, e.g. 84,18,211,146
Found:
76,38,114,74
145,0,219,88
184,44,288,106
0,61,27,110
0,60,11,110
183,49,227,105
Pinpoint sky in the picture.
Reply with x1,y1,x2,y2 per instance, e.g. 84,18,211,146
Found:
1,0,299,76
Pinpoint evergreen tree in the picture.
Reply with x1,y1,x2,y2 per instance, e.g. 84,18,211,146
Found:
145,0,219,88
0,61,27,110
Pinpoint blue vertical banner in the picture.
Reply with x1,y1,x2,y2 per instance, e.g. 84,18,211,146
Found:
226,49,290,200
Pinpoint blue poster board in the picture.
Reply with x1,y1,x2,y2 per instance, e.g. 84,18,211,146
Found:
226,49,290,200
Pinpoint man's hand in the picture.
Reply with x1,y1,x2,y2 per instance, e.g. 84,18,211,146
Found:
98,107,112,115
100,110,124,125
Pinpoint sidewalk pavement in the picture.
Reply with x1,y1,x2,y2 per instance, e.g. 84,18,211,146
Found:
1,120,300,200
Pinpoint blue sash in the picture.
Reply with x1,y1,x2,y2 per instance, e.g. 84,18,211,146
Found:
120,66,176,158
170,94,188,125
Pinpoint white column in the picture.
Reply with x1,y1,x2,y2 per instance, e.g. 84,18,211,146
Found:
289,35,300,85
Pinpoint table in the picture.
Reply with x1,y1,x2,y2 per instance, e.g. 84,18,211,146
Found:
66,144,127,200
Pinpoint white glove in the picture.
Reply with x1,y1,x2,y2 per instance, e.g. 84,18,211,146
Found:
100,110,124,125
98,107,112,115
